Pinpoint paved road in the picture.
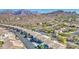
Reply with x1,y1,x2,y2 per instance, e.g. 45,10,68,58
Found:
0,24,66,49
9,29,37,49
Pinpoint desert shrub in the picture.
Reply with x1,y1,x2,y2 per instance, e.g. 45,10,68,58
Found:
58,32,71,37
57,35,67,45
73,36,79,43
0,41,4,47
36,44,48,49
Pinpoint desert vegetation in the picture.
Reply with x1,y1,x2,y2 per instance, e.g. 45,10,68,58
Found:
0,9,79,48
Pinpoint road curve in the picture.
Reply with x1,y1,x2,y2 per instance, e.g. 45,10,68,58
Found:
0,24,66,49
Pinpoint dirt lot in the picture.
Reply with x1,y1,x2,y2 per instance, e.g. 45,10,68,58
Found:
0,27,25,49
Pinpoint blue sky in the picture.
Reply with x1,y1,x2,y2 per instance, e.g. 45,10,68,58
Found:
29,9,79,14
0,9,79,14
